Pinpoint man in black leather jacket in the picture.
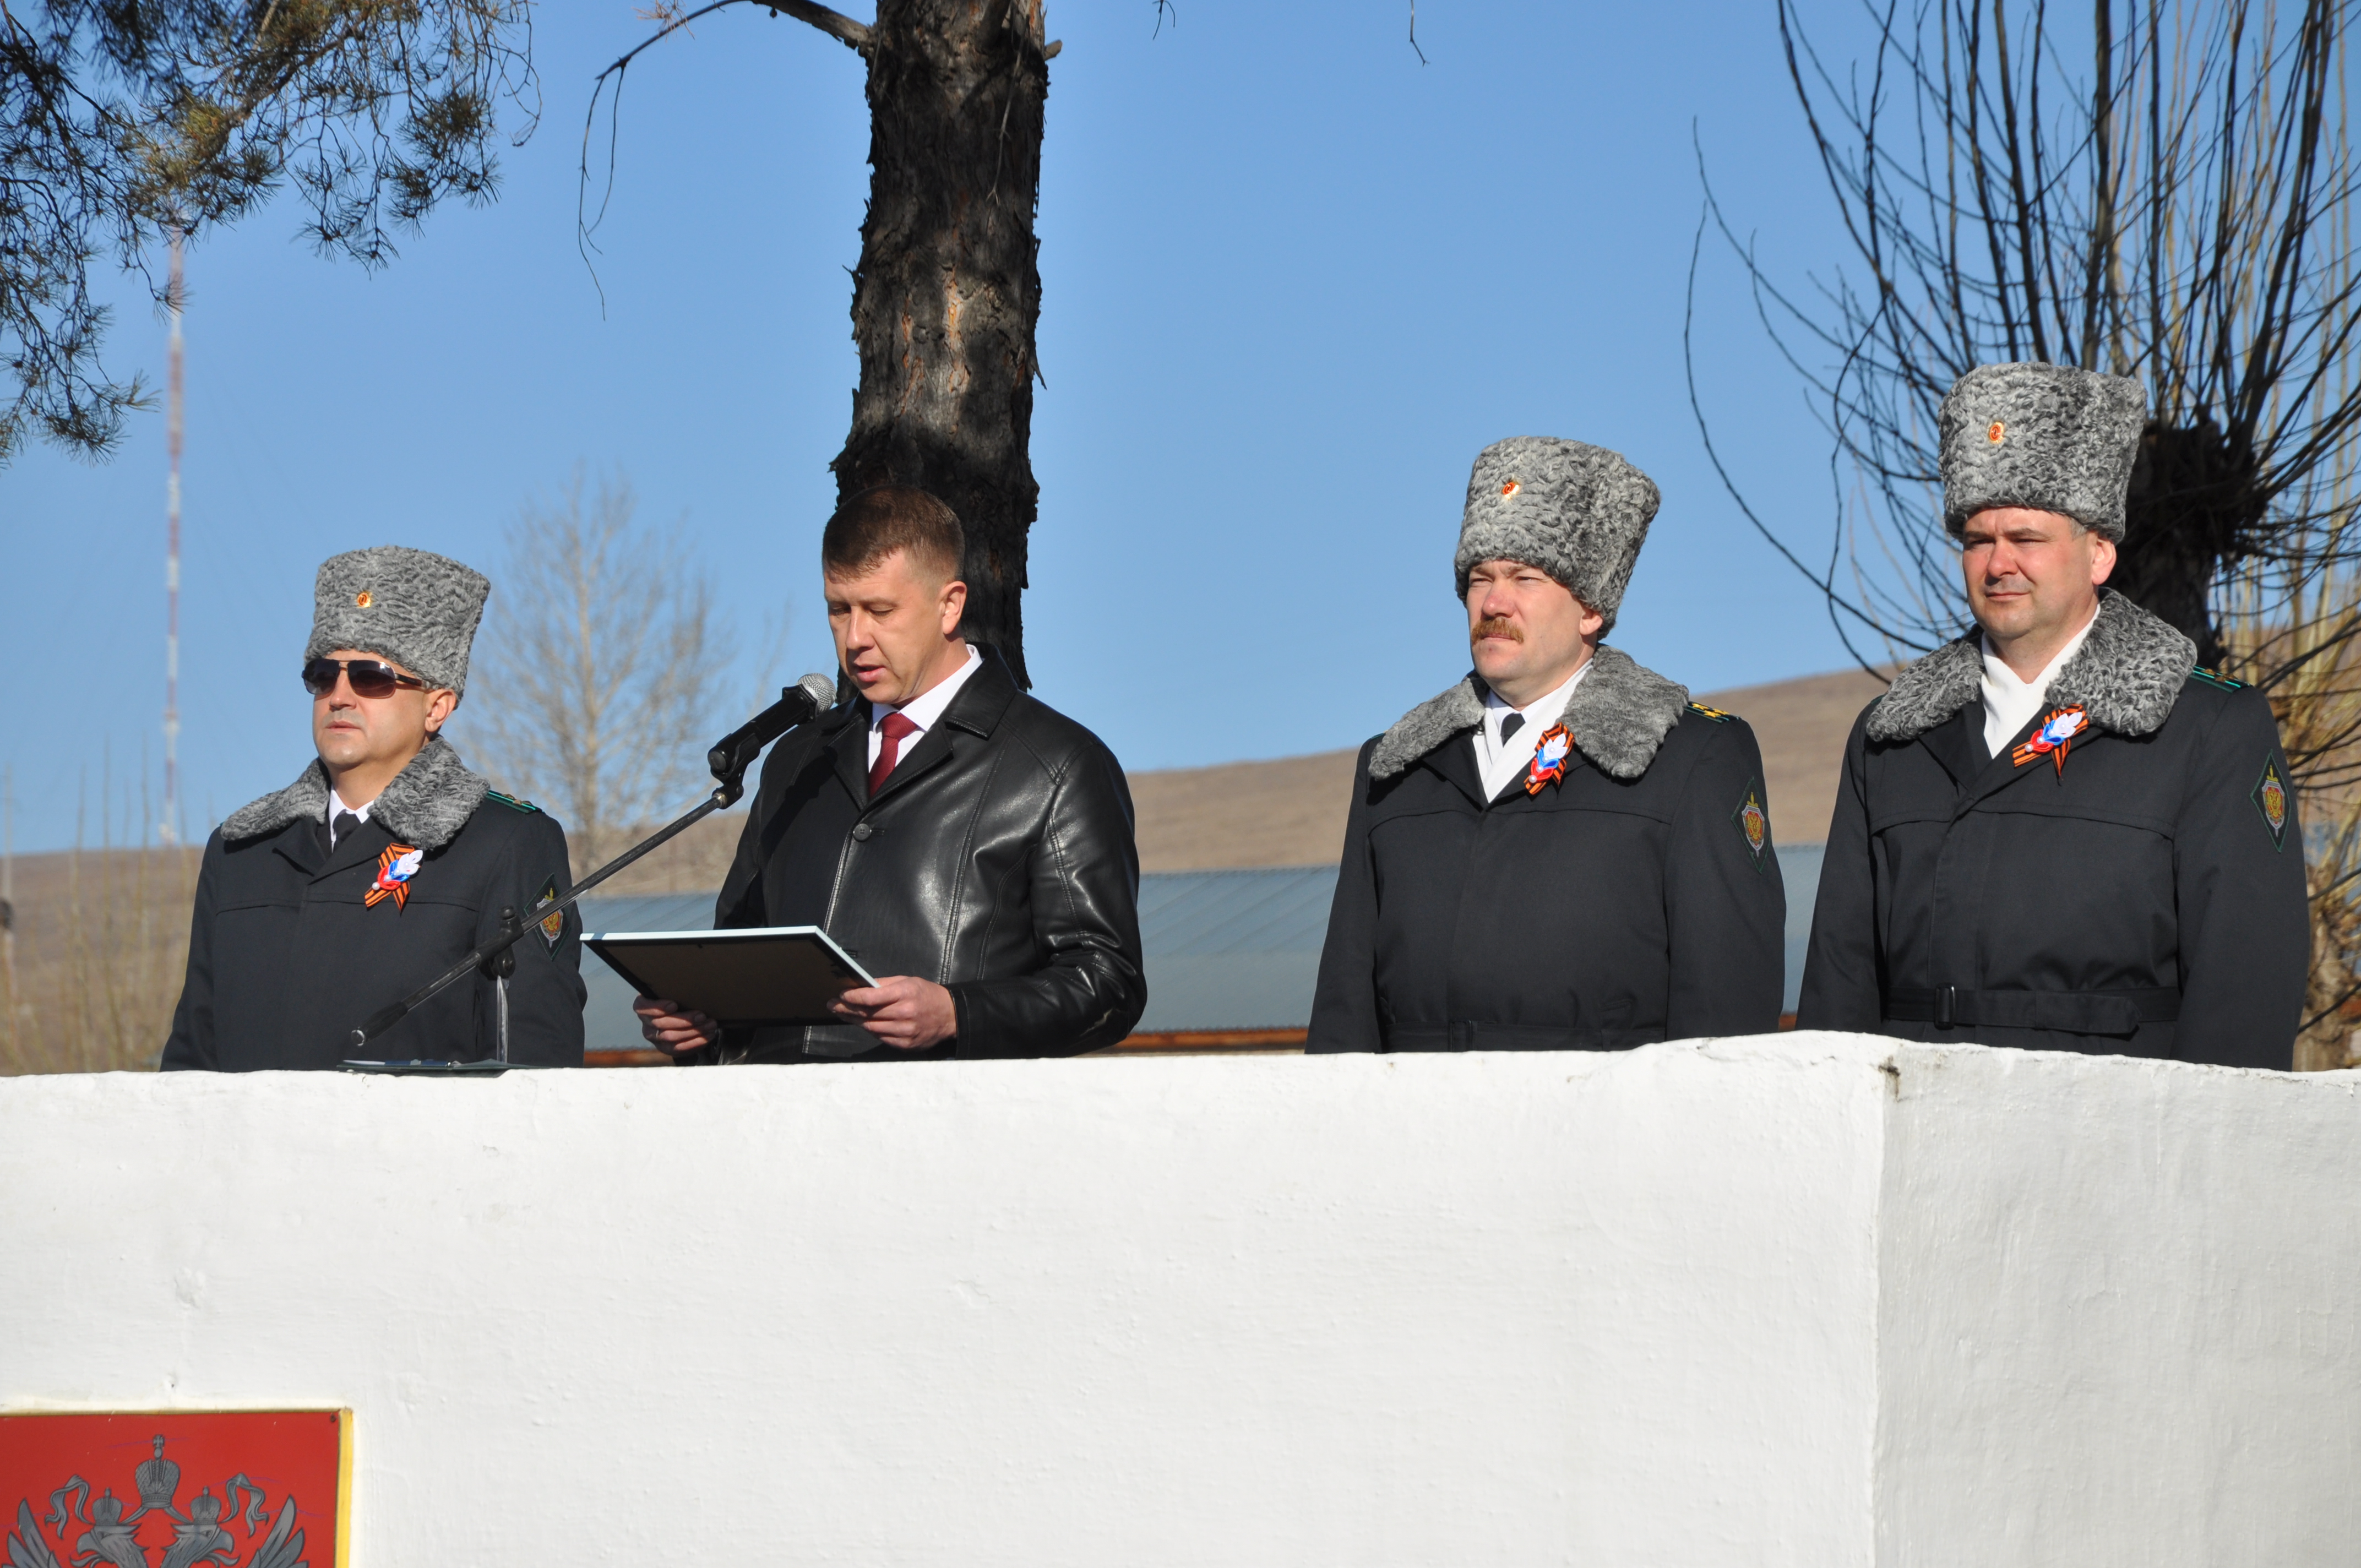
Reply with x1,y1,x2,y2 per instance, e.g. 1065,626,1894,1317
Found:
635,484,1146,1061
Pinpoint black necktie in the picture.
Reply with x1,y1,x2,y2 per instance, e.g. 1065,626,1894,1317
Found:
1499,712,1526,744
331,810,362,848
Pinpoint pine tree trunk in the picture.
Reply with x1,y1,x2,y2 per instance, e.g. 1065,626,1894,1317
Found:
834,0,1049,685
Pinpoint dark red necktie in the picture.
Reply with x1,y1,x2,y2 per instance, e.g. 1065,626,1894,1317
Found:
868,711,918,797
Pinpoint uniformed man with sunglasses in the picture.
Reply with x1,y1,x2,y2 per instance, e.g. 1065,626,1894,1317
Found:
163,547,586,1070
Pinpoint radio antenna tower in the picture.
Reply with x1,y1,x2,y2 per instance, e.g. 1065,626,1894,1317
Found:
162,228,184,847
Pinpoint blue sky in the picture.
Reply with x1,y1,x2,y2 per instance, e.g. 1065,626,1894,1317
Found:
2,0,1872,852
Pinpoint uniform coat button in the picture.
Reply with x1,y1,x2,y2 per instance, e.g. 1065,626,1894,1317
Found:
850,822,874,841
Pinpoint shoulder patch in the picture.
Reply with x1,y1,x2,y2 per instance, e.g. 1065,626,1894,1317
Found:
536,876,567,948
485,790,542,814
2189,666,2246,692
1687,702,1736,723
2251,756,2291,851
1730,775,1772,871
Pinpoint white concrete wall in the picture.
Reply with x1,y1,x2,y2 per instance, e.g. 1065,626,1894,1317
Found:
1,1037,2353,1565
1876,1048,2361,1564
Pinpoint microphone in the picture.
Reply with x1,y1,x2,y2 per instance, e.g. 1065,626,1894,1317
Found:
708,672,840,798
342,672,840,1061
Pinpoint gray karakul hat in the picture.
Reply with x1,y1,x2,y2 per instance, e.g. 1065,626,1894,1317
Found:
1938,362,2147,541
1454,437,1661,634
305,546,491,694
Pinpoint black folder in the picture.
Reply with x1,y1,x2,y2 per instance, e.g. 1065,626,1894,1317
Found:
582,925,879,1027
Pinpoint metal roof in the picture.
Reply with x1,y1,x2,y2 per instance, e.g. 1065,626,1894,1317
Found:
1131,865,1339,1033
577,846,1824,1050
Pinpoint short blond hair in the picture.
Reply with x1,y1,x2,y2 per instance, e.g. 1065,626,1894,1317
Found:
822,484,964,582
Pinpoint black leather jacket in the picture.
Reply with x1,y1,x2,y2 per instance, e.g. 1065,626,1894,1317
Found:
710,649,1146,1060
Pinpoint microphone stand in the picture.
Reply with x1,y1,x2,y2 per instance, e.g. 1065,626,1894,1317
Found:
342,679,832,1061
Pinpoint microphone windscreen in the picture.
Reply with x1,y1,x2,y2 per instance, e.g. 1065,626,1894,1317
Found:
797,672,840,710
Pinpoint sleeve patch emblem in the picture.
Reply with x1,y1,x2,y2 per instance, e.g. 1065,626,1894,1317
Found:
2252,756,2290,851
536,876,567,948
1731,777,1771,871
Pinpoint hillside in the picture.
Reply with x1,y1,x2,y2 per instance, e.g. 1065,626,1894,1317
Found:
1128,664,1886,870
574,661,1882,883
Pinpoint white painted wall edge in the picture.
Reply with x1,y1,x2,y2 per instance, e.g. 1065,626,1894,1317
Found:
3,1036,2355,1566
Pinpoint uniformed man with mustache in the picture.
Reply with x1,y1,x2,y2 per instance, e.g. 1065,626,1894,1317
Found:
1309,437,1787,1053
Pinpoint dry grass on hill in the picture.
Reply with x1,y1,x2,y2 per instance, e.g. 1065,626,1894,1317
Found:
522,662,1888,883
1695,667,1891,846
1121,666,1887,870
1,846,199,1075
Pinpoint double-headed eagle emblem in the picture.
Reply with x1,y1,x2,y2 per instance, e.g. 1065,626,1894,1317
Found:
5,1436,306,1568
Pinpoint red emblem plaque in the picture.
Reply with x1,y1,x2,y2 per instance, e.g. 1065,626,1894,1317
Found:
0,1411,350,1568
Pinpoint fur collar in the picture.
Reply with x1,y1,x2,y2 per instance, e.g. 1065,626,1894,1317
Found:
220,735,490,852
1368,645,1691,783
1865,588,2197,744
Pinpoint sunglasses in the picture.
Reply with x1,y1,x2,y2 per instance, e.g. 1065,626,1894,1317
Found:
302,657,431,699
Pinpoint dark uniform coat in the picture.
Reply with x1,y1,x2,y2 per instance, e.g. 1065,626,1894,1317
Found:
708,648,1146,1061
1308,646,1788,1052
162,737,585,1070
1797,589,2309,1069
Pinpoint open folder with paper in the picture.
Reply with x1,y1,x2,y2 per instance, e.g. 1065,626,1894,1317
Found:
583,926,878,1027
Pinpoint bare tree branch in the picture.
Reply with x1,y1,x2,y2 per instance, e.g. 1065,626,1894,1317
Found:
576,0,870,309
464,467,738,875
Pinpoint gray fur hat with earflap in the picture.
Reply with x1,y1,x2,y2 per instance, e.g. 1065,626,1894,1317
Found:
1938,362,2147,541
1454,437,1661,634
304,546,491,694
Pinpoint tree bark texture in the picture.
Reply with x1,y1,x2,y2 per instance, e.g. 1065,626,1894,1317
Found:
835,0,1049,685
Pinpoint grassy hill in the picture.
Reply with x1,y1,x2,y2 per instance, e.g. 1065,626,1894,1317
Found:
1129,665,1886,870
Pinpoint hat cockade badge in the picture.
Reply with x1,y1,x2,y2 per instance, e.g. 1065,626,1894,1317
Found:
1986,421,2006,444
2010,704,2088,776
355,589,374,608
1525,723,1572,795
1500,479,1521,499
365,843,423,909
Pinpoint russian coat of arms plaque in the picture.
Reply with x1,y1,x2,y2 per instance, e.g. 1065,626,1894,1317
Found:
0,1411,349,1568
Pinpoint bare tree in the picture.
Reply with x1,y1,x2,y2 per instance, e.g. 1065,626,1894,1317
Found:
2,1,537,464
584,0,1053,682
1695,0,2361,1067
463,467,735,874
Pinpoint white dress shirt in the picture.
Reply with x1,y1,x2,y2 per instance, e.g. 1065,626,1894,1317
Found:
325,788,374,846
1472,660,1592,802
1981,604,2099,756
868,643,984,770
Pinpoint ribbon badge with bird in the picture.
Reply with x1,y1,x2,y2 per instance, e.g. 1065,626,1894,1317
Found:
365,845,423,910
1525,724,1573,795
2011,705,2090,777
